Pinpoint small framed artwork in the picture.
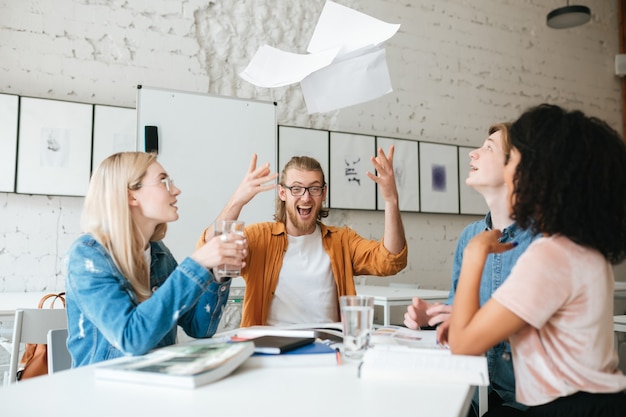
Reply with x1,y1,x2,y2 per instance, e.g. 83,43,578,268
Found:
458,146,488,215
376,137,419,212
419,142,459,214
16,97,93,196
92,105,137,172
0,94,19,192
329,132,376,210
278,126,330,206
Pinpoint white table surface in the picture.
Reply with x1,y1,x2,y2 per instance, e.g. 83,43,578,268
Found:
0,355,474,417
0,292,50,316
355,285,449,326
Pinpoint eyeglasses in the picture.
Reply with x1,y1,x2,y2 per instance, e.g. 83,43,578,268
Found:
281,184,325,197
138,177,175,194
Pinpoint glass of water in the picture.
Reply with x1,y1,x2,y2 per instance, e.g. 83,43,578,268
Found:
213,220,245,280
340,295,374,360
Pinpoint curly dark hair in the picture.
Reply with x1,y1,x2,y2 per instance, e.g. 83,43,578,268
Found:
509,104,626,264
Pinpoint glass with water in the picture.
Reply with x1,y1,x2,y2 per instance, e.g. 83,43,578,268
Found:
340,295,374,360
214,220,245,279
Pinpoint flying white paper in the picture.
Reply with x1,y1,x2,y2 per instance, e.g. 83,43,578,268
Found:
300,47,392,114
239,45,340,89
239,1,400,113
306,0,400,55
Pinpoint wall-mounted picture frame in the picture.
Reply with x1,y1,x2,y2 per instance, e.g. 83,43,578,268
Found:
458,146,488,215
278,126,329,206
0,94,19,192
16,97,93,196
329,132,376,210
419,142,459,214
92,105,137,172
376,137,419,212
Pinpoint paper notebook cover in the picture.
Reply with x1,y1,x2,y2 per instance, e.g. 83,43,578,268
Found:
94,341,255,389
359,345,489,386
234,323,343,343
370,327,447,350
251,335,316,354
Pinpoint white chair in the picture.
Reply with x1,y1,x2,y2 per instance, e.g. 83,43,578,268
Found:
47,328,71,374
6,308,68,384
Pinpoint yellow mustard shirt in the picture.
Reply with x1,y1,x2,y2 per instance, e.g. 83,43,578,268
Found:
197,221,408,327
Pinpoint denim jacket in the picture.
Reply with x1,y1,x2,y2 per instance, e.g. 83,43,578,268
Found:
447,213,539,411
65,234,230,367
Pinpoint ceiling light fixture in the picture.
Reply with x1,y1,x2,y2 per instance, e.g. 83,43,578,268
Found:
547,1,591,29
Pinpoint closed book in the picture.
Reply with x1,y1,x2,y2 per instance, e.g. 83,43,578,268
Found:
244,342,338,368
94,341,254,389
250,335,315,354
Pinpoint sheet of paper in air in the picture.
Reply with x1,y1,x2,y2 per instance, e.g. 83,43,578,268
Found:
239,0,400,113
239,45,340,88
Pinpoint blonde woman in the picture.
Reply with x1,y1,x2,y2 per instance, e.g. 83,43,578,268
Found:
65,152,246,366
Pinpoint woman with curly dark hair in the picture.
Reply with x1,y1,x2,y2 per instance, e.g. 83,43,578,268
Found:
445,104,626,416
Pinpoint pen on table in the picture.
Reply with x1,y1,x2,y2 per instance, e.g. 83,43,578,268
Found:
335,347,342,365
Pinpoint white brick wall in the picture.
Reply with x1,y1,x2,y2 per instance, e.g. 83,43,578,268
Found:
1,0,625,296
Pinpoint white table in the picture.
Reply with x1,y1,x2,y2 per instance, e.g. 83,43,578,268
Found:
0,292,49,317
0,292,49,339
0,354,474,417
356,285,449,326
614,281,626,300
614,315,626,351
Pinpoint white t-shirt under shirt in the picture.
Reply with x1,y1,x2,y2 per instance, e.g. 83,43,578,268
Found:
493,235,626,406
266,225,339,326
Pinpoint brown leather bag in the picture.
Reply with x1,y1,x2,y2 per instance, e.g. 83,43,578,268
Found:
16,292,66,381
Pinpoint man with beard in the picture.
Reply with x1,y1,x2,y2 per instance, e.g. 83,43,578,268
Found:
197,147,407,327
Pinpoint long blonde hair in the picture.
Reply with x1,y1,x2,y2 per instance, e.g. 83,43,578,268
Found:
81,152,166,302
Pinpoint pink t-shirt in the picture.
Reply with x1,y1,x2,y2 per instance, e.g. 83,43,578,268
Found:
493,235,626,406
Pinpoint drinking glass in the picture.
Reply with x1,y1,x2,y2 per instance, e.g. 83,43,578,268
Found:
214,220,245,280
340,295,374,360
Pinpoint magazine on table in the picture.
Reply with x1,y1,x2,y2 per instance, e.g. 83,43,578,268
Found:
94,341,255,389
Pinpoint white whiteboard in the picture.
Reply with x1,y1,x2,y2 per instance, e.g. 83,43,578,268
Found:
137,86,276,261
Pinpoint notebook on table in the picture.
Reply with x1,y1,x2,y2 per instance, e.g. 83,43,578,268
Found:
250,335,315,354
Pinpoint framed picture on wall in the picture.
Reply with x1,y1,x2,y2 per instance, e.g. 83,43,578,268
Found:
329,132,376,210
278,126,329,206
0,94,19,192
419,142,459,214
16,97,93,196
376,137,419,212
458,146,488,215
92,105,137,172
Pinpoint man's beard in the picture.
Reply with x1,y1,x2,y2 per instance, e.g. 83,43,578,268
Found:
286,205,319,233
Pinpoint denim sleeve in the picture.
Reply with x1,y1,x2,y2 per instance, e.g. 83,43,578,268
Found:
176,267,231,338
67,241,216,356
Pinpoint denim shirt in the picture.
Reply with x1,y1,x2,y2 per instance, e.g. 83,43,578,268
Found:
447,213,539,411
65,234,230,367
